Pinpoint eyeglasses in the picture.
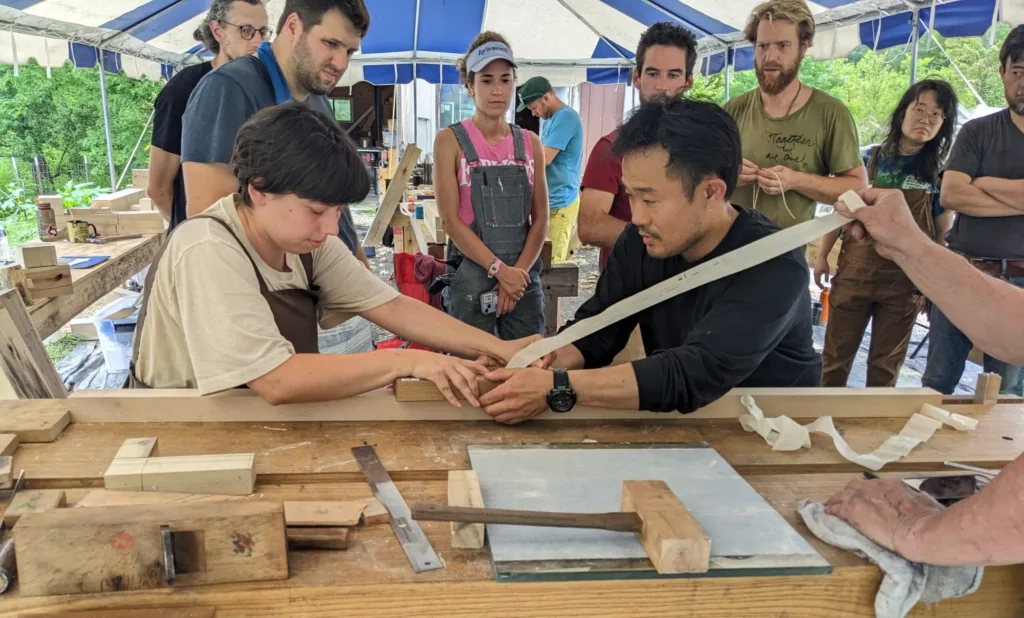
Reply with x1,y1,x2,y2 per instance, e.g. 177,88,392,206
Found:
908,106,945,124
219,20,272,41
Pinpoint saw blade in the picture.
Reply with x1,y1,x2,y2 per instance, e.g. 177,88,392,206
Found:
352,445,443,573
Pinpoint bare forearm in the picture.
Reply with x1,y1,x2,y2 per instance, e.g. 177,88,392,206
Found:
182,162,237,217
889,231,1024,365
552,344,586,369
147,185,174,221
568,363,640,410
250,350,409,404
974,177,1024,211
902,454,1024,566
514,220,548,271
365,295,504,361
792,171,866,205
580,210,627,248
942,185,1022,217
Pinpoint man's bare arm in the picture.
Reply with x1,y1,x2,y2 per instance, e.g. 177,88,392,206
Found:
542,146,560,166
941,171,1022,217
182,162,238,217
147,146,178,222
791,166,868,205
578,188,625,247
973,177,1024,211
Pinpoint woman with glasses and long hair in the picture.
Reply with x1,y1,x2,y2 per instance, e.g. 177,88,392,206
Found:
816,79,959,387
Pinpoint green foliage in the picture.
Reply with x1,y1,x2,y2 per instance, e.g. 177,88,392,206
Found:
59,181,110,208
0,182,38,245
46,333,84,363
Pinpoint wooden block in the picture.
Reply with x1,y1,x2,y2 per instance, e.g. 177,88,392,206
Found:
13,501,288,596
361,497,390,526
975,373,1002,405
14,242,57,268
621,480,709,574
103,457,148,491
3,489,66,527
0,401,70,441
69,317,99,340
131,168,150,189
22,264,73,294
541,262,579,297
115,437,159,459
0,433,18,456
93,188,145,211
283,500,366,526
68,210,120,226
44,608,215,618
393,377,498,402
74,489,244,509
287,526,352,550
36,194,65,212
448,470,486,549
104,453,256,495
69,206,112,216
138,197,155,211
0,455,10,486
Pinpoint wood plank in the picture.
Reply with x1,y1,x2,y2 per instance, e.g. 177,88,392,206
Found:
13,501,288,596
14,242,57,268
0,401,70,441
0,289,69,398
287,526,352,550
114,437,159,459
541,262,579,297
69,317,99,340
103,457,147,490
28,233,161,339
361,498,389,526
976,373,1002,406
364,144,421,246
2,489,66,527
104,453,255,495
0,433,19,456
394,378,498,402
92,188,146,211
621,480,710,574
43,608,215,618
63,387,945,423
283,501,365,526
448,470,485,549
75,489,244,509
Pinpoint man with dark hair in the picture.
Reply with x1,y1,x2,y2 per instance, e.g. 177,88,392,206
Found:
148,0,268,231
181,0,371,266
924,24,1024,396
478,98,820,424
725,0,866,229
578,22,698,270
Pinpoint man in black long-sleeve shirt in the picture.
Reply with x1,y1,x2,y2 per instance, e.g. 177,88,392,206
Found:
480,98,820,423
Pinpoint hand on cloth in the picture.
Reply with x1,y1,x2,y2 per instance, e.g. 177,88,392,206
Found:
824,478,944,560
835,188,923,261
479,367,553,425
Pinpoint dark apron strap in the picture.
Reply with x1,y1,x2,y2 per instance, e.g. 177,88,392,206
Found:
866,146,880,182
511,124,527,163
449,122,480,164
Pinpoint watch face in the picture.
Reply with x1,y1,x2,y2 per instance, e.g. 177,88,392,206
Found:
549,391,575,413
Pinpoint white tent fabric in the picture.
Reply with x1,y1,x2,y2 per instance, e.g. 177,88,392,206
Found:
0,0,1021,85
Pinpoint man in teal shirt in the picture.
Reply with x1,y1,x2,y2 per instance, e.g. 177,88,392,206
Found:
519,77,584,263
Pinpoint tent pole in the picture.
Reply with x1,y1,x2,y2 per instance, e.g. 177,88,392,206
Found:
724,48,733,102
98,57,118,190
910,8,920,85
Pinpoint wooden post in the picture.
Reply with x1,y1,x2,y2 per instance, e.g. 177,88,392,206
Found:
621,480,710,574
0,289,68,399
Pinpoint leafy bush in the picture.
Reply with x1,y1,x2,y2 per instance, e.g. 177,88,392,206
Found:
0,182,39,245
59,180,110,209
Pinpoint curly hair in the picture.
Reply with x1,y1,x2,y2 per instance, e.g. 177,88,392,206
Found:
193,0,263,55
457,31,515,89
742,0,815,47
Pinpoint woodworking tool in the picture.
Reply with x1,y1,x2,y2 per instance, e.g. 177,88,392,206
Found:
412,504,643,532
352,445,442,573
943,461,999,479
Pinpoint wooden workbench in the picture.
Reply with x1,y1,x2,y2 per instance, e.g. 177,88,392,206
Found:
27,234,162,339
2,395,1023,616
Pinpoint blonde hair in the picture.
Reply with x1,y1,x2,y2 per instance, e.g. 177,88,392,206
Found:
743,0,815,47
457,31,515,90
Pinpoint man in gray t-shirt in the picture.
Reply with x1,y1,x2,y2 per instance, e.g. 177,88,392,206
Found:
181,0,370,262
925,25,1024,395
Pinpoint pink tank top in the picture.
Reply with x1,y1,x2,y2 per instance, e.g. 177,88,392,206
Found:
456,119,535,226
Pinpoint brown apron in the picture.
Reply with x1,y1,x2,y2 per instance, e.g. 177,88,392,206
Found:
127,215,320,389
822,148,936,387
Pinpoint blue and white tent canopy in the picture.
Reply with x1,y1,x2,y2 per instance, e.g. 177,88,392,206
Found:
0,0,1021,85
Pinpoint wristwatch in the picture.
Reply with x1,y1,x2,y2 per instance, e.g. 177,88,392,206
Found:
546,368,577,413
488,257,503,278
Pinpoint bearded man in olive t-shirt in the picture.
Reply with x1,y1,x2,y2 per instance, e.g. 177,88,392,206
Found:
725,0,867,228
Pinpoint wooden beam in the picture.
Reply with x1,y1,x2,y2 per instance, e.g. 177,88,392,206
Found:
541,262,579,297
283,501,366,526
393,378,498,402
0,433,19,456
14,243,57,268
364,144,422,246
0,289,68,398
60,387,945,423
621,480,710,574
3,489,66,527
74,489,244,509
448,470,485,549
0,400,70,441
13,501,288,596
114,437,159,459
975,373,1002,406
44,609,215,618
103,453,256,495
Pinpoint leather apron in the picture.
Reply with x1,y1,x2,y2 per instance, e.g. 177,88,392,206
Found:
127,214,320,388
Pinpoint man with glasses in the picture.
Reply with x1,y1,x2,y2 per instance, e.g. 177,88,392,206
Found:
181,0,371,267
148,0,269,231
925,25,1024,396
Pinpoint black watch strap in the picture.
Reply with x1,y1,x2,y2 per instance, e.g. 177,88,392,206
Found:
553,368,570,388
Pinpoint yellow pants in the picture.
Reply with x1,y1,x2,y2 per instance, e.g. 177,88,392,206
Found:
546,195,580,264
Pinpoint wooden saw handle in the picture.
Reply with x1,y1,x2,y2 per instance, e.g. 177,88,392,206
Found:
410,504,643,533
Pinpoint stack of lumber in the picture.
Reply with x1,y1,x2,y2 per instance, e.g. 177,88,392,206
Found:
3,243,72,302
55,208,166,236
91,188,146,211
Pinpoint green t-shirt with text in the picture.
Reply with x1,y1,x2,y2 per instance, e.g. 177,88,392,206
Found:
724,88,862,228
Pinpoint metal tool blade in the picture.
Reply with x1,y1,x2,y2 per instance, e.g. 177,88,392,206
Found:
352,445,443,573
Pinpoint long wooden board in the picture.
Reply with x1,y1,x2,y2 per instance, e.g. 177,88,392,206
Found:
364,144,421,246
0,289,68,398
59,387,944,423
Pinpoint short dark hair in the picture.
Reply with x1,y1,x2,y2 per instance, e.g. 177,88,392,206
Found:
232,102,369,207
636,22,698,79
612,98,741,200
1000,25,1024,70
880,79,958,187
277,0,370,37
193,0,263,55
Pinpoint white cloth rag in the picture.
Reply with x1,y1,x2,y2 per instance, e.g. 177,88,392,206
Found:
798,499,983,618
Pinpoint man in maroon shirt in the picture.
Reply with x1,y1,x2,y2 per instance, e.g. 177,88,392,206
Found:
579,22,698,269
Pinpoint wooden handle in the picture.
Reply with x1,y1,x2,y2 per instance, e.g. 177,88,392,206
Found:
411,504,642,533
